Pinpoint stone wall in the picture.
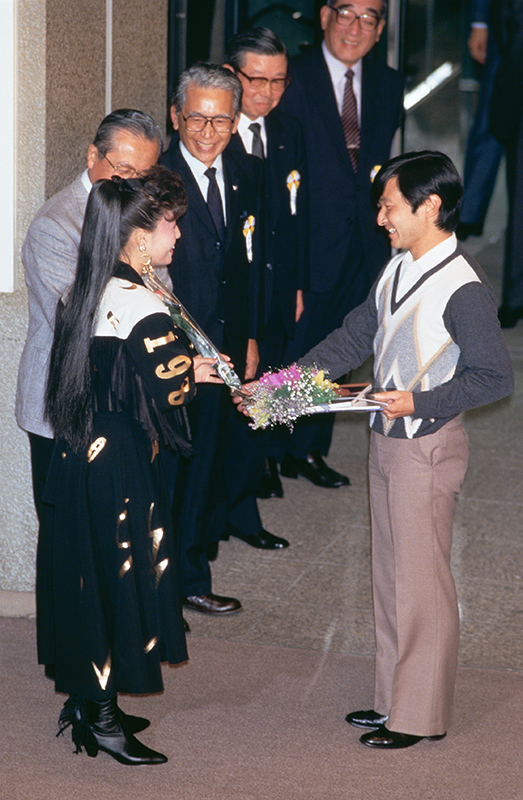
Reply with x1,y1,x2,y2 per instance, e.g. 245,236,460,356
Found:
1,0,168,594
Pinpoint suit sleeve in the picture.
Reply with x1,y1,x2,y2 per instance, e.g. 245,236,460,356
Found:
22,214,80,328
248,158,266,341
295,121,310,292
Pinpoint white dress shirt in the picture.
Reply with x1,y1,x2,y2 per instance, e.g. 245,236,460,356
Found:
322,41,363,122
237,114,268,156
81,169,92,194
179,142,227,224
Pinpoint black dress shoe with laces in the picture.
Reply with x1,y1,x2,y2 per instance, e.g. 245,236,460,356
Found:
233,529,289,550
360,725,446,749
183,593,242,614
280,451,349,488
346,709,388,729
256,457,284,498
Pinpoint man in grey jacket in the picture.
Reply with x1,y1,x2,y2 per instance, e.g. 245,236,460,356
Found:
17,109,161,517
16,109,162,664
298,152,513,748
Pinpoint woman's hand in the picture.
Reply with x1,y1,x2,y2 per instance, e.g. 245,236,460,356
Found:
193,354,233,384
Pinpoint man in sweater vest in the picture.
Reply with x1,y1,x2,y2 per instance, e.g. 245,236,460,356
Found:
298,151,513,748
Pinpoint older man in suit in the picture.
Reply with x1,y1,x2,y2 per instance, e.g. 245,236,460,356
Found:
223,27,309,511
16,109,163,665
277,0,404,486
160,64,268,613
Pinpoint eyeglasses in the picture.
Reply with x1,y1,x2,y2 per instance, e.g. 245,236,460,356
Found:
329,6,381,31
182,114,235,133
237,68,291,92
100,152,140,179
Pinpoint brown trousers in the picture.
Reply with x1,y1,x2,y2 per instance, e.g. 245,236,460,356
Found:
369,417,469,737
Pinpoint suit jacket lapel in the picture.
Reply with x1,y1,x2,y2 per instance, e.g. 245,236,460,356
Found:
359,59,382,173
222,150,239,251
308,48,352,168
170,146,218,239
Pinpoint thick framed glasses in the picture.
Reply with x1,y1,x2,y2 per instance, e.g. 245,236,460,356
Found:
237,68,291,92
101,152,139,179
182,114,234,133
329,6,381,31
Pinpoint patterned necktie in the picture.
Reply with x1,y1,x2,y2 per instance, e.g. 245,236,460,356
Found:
341,69,360,172
248,122,265,159
204,167,225,241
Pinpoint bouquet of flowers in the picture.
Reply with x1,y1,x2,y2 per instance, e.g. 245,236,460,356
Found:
246,364,339,430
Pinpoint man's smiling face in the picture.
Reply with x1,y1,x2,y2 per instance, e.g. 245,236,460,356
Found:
172,83,239,168
320,1,385,68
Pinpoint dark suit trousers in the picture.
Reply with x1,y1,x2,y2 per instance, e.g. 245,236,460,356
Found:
173,385,231,597
460,36,503,226
28,432,56,666
275,233,368,459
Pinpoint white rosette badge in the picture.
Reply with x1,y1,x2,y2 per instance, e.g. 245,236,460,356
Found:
286,170,300,215
243,215,255,263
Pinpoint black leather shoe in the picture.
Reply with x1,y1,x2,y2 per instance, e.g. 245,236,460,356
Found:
346,709,388,729
183,593,242,614
498,305,523,328
280,451,349,488
360,725,446,749
256,457,284,498
234,529,289,549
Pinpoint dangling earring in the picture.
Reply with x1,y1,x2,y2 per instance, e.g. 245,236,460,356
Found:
140,243,153,275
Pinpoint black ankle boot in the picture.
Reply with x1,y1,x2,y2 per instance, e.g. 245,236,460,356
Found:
57,695,166,764
57,694,150,736
86,698,167,765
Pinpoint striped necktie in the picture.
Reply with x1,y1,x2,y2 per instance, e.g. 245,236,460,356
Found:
341,69,360,172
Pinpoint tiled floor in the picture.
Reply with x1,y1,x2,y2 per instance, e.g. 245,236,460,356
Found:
186,222,523,674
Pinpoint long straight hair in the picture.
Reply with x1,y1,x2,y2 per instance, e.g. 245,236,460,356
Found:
46,166,187,452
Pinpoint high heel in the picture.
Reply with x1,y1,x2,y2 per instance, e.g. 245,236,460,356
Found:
57,695,166,764
86,698,167,765
57,694,150,737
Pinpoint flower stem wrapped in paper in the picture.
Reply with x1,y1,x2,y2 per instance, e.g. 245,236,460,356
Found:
141,266,243,393
246,364,340,430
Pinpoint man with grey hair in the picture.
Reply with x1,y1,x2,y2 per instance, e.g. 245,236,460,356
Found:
16,108,163,667
160,64,266,614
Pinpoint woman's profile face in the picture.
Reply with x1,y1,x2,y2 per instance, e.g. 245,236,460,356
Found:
145,214,181,267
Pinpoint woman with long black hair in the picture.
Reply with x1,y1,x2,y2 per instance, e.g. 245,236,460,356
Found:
43,165,225,765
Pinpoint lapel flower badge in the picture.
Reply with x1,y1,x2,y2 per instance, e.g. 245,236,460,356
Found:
370,165,381,183
286,170,300,215
243,215,255,262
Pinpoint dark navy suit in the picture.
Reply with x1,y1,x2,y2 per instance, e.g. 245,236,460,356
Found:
228,108,309,365
160,141,265,594
277,46,404,458
225,109,310,538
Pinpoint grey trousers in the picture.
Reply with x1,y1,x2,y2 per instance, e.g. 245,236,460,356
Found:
369,417,469,737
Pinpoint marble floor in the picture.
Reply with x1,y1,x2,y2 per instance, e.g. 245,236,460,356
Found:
187,224,523,674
